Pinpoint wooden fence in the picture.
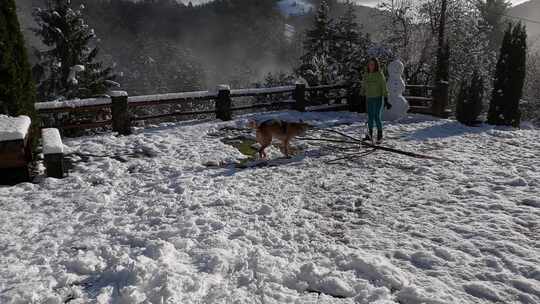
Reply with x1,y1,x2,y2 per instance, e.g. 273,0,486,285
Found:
35,82,448,135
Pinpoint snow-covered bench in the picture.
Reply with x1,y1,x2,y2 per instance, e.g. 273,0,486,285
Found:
0,115,32,184
42,128,65,178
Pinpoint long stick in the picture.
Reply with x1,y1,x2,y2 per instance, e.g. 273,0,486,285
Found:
297,137,361,145
361,141,449,161
326,149,377,164
314,128,363,143
302,130,453,162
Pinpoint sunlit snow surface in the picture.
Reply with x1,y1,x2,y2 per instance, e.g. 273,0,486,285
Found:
1,112,539,303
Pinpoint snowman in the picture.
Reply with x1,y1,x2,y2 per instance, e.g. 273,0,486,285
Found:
383,59,409,121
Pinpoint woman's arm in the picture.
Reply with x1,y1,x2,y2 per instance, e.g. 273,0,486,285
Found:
361,76,366,96
380,73,389,97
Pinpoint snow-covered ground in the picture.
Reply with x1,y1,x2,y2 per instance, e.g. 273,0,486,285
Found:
1,112,539,304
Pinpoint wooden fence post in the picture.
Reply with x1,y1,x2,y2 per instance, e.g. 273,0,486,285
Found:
42,128,65,179
216,85,232,121
432,81,450,118
110,91,131,135
293,83,306,112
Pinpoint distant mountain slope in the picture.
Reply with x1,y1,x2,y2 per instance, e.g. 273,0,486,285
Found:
278,0,314,16
509,0,540,48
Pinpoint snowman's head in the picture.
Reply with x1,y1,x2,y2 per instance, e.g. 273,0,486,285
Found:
388,60,404,76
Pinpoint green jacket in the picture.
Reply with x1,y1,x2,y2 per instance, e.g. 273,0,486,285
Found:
362,72,388,98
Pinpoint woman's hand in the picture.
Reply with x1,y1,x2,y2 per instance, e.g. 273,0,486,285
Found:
384,98,392,110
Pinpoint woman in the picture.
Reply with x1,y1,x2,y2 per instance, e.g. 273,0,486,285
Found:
362,58,391,143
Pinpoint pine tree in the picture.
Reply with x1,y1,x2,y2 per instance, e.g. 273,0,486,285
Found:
333,1,370,84
476,0,511,53
504,22,527,127
32,0,116,101
0,0,36,117
297,0,338,85
302,0,333,60
456,71,484,126
488,22,527,127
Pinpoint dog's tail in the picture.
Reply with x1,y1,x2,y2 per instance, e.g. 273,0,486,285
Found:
246,120,258,129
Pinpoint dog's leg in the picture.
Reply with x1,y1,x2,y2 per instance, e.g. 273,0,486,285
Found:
258,140,271,160
283,139,290,158
258,147,267,159
256,130,267,159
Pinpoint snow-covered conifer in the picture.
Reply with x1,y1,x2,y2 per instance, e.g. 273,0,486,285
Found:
32,0,116,101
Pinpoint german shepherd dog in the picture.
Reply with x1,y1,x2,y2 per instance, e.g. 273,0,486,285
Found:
247,119,310,159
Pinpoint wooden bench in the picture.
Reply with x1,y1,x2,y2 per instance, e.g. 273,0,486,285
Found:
42,128,65,178
0,115,32,184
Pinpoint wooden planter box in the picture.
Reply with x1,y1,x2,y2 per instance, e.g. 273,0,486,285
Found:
0,135,32,184
0,116,32,184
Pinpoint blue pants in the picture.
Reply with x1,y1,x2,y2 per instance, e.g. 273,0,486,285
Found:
367,97,384,131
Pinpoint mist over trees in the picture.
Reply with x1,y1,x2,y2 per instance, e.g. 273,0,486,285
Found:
19,0,382,99
62,0,294,95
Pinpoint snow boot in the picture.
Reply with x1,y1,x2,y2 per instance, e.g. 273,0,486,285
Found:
363,129,373,142
376,129,383,144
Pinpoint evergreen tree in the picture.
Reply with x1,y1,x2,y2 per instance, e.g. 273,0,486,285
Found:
333,0,370,84
0,0,36,117
476,0,511,53
488,22,527,127
435,41,450,84
297,0,338,85
32,0,116,101
302,0,333,60
456,71,484,126
297,0,372,87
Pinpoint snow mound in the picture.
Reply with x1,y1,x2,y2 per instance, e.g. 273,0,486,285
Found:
520,197,540,208
463,282,501,302
256,203,274,215
396,286,449,304
338,251,409,290
295,262,355,298
409,251,444,269
64,251,106,275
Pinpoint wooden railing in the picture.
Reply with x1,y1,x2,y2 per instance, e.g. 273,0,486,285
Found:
35,83,446,135
405,84,436,115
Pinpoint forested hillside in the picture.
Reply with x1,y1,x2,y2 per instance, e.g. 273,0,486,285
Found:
15,0,381,98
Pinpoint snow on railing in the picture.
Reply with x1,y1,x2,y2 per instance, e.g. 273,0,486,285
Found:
128,90,216,104
35,97,111,111
230,85,296,96
33,84,339,111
